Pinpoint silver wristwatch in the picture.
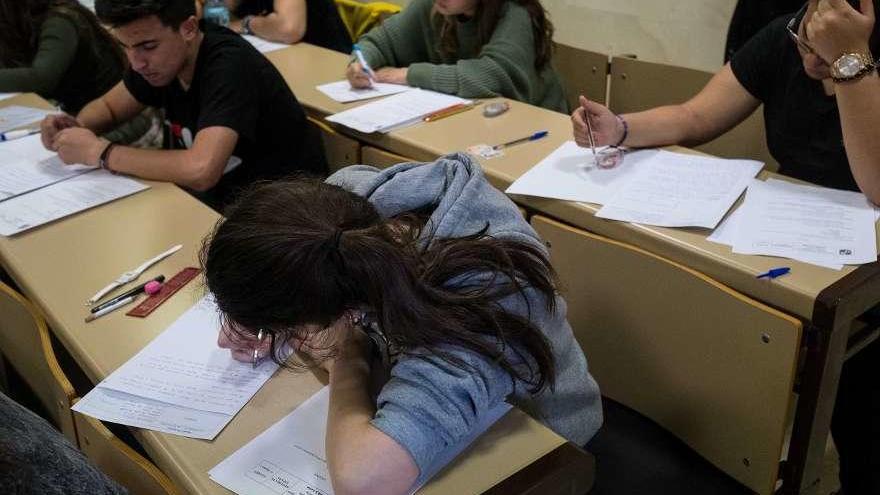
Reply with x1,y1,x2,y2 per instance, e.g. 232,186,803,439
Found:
241,15,255,35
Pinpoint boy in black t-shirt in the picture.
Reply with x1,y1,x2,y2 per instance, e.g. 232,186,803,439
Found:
571,0,880,493
41,0,327,211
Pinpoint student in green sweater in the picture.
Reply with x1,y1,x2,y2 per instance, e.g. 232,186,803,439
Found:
346,0,568,113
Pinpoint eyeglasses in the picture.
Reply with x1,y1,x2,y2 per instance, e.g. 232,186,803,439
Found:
786,4,815,55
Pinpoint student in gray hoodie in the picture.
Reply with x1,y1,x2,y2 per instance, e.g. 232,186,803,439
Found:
202,153,602,495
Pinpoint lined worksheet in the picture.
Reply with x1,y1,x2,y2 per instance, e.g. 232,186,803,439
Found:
241,34,289,54
316,80,412,103
0,105,52,133
209,386,512,495
73,297,279,439
326,89,471,133
0,134,94,201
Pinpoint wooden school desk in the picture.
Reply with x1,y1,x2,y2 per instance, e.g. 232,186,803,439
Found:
0,95,594,494
265,43,880,494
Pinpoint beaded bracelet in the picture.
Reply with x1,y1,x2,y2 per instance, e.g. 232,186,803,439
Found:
614,114,629,147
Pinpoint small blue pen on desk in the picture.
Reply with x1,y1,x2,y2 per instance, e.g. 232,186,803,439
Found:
0,129,39,142
352,44,376,84
757,267,790,279
493,130,549,151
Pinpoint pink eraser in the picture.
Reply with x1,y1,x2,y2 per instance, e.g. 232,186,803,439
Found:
144,281,163,295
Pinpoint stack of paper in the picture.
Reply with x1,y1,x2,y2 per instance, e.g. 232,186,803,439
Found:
0,105,52,133
317,80,412,103
710,179,879,269
73,297,278,440
209,386,511,495
0,93,18,102
326,89,471,133
242,34,289,54
506,143,762,228
0,134,93,201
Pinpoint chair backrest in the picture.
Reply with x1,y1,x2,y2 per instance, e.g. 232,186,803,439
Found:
73,409,180,495
0,282,78,445
608,56,778,171
335,0,401,41
307,116,361,174
554,43,609,110
530,215,802,495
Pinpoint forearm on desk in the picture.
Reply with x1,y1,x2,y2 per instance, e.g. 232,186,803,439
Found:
836,72,880,205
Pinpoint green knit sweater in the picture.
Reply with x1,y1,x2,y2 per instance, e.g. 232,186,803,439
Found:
357,0,568,113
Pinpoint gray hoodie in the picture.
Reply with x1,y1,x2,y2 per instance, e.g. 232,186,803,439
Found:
328,153,602,477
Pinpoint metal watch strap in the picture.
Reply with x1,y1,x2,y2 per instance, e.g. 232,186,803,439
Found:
241,15,254,35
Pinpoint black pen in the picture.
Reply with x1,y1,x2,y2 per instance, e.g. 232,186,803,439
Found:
90,275,165,313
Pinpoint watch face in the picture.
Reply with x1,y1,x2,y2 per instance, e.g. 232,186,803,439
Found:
835,54,865,77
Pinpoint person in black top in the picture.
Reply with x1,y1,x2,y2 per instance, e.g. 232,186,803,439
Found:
724,0,803,61
571,1,879,492
38,0,327,211
224,0,352,53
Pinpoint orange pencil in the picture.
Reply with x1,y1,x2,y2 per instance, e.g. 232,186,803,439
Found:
423,103,473,122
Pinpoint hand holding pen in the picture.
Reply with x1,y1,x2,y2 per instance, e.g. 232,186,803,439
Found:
348,44,376,88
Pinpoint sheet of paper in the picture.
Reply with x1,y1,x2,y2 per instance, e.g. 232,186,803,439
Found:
316,80,412,103
0,93,18,102
0,134,93,201
0,105,52,134
505,142,655,206
595,150,763,228
72,387,230,440
0,170,148,236
242,34,289,54
98,297,278,415
326,89,471,133
210,386,512,495
732,179,878,266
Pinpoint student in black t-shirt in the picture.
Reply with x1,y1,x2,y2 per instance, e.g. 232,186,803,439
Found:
572,0,879,492
40,0,327,211
212,0,352,53
724,0,803,61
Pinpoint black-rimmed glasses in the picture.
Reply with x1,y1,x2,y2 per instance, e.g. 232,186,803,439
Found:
786,4,815,55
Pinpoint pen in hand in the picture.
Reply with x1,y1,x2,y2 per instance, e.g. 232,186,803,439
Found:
352,44,376,86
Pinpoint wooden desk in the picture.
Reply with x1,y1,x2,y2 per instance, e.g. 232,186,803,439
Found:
0,95,594,494
265,43,880,494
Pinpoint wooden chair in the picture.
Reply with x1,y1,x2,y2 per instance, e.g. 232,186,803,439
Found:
361,145,416,169
0,282,179,495
308,116,361,174
608,56,778,171
0,282,77,445
530,215,802,495
554,43,609,111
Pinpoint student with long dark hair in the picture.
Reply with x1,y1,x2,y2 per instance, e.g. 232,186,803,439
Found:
0,0,121,114
202,154,602,495
346,0,567,112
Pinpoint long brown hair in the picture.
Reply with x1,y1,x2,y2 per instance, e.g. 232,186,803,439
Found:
0,0,122,68
201,177,558,393
435,0,554,69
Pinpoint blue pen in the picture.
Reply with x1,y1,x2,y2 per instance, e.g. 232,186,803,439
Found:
352,44,376,83
756,267,790,279
493,130,549,150
0,128,39,142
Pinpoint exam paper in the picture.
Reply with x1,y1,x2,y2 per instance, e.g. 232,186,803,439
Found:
209,386,512,495
241,34,289,54
731,179,878,266
73,297,279,440
0,134,93,201
595,150,763,228
505,141,655,206
0,170,148,236
0,93,18,102
0,105,52,134
316,80,412,103
326,89,471,133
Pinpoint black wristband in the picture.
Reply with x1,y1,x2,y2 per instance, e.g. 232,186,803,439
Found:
98,142,118,175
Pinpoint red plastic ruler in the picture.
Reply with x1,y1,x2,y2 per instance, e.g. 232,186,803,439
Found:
126,267,201,318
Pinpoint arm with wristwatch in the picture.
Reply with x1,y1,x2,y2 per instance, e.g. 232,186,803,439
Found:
227,0,308,45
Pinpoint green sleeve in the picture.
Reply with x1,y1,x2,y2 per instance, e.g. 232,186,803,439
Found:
356,0,434,69
0,16,79,95
405,4,539,102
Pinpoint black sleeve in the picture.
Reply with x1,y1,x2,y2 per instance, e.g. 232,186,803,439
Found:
122,68,163,107
729,16,789,102
195,45,259,142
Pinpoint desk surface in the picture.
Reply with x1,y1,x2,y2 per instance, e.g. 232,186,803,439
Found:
266,43,866,320
0,94,589,495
